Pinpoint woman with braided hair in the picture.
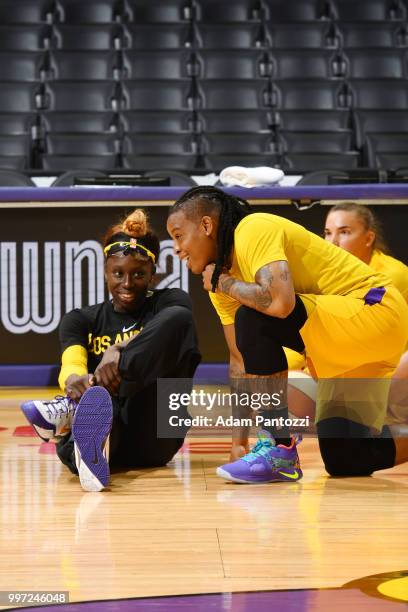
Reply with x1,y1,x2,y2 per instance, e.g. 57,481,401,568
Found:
167,186,408,483
21,208,200,492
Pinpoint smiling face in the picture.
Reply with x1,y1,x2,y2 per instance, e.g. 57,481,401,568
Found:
324,210,375,264
105,254,154,313
167,210,218,274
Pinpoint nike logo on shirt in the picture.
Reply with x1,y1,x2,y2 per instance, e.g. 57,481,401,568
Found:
122,323,138,333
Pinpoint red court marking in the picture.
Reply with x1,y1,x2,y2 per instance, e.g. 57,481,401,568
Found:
181,442,231,455
183,443,231,448
19,444,41,447
189,449,230,454
39,442,56,455
188,442,231,447
13,425,37,437
0,427,8,432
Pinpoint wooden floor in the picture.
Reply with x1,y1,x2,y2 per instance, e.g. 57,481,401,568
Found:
0,387,407,608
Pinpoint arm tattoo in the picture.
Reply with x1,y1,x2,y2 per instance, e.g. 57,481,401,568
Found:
230,363,245,378
218,275,236,295
254,266,274,309
217,264,275,312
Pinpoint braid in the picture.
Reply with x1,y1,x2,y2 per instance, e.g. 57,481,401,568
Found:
170,186,253,291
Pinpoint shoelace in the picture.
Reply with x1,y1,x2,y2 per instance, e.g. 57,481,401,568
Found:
241,432,303,463
242,436,275,463
43,396,75,419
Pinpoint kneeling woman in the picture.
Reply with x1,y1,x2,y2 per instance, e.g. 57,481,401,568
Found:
167,186,408,484
21,209,201,492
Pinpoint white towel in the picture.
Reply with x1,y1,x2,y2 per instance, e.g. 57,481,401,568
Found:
219,165,284,188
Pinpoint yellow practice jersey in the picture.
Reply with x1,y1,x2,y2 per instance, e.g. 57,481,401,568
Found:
369,250,408,302
210,213,391,325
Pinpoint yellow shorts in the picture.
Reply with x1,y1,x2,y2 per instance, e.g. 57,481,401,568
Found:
284,347,307,371
299,286,408,431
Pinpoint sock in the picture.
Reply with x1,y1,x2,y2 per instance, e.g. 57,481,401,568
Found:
259,406,291,447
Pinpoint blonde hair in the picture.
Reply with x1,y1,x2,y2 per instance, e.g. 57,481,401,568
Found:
328,202,390,254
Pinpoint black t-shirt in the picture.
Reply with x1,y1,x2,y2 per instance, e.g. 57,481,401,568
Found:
59,288,193,374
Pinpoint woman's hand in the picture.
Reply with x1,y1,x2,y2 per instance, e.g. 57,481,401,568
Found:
94,344,122,395
202,264,233,292
202,263,216,292
65,374,95,401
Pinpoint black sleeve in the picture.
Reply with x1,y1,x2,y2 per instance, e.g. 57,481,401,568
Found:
154,288,193,313
59,309,90,353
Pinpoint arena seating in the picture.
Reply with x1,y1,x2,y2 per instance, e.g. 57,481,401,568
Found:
0,0,407,175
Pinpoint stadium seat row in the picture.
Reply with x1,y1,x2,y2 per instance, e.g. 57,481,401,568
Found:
2,115,407,173
1,22,408,51
0,0,406,25
2,49,408,81
0,80,405,113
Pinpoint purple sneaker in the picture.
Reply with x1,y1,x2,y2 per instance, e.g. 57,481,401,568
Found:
216,435,302,484
72,386,113,492
21,396,76,442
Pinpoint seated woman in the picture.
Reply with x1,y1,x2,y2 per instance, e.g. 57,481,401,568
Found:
21,209,201,492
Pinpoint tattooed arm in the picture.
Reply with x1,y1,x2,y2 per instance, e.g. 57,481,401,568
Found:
202,260,296,318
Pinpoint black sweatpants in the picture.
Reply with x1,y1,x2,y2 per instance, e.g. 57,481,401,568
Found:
234,300,396,476
57,305,201,474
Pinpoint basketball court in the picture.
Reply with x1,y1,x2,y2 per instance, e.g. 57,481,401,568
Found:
0,0,408,607
1,185,408,610
1,386,407,611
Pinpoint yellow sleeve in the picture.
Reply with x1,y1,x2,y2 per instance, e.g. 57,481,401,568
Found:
58,345,88,392
370,250,408,302
208,291,240,326
235,215,287,279
388,263,408,302
208,216,289,325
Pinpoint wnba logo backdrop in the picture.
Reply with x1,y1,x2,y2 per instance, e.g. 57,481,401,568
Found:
0,205,231,365
1,241,63,335
0,239,188,335
0,240,188,363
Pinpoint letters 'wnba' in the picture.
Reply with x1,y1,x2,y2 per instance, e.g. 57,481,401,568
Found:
0,240,188,335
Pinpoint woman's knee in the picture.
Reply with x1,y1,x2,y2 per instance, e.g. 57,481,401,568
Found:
234,299,306,357
235,306,266,355
235,305,288,374
164,305,194,330
318,437,374,477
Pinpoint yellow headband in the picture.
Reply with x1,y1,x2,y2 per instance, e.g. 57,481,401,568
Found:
104,239,156,263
